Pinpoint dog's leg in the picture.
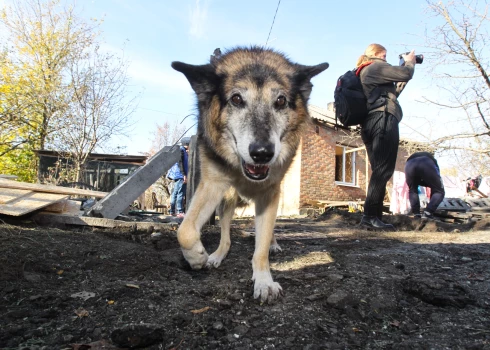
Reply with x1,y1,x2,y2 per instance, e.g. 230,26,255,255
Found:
207,191,237,268
252,188,283,302
177,180,229,270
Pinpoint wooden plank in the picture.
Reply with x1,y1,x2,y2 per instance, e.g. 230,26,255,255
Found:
43,200,82,215
0,188,33,204
0,174,18,180
0,192,69,216
0,179,108,198
32,212,178,231
43,199,68,213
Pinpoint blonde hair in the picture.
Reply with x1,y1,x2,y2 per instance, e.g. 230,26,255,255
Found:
356,43,387,67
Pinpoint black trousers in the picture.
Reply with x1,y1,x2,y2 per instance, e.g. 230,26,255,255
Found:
361,112,399,218
404,156,445,214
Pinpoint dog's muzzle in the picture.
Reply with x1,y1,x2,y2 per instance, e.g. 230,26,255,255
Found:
241,142,274,181
242,161,270,181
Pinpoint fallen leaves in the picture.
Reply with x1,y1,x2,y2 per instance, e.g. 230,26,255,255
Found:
74,308,89,318
190,306,211,314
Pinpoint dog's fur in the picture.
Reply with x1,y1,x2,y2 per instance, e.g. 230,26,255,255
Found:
172,47,328,302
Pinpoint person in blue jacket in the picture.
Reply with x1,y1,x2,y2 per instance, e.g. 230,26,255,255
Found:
167,137,190,218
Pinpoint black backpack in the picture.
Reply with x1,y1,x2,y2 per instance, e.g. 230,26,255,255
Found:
334,63,372,127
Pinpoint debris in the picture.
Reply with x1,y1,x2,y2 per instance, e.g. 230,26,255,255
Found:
125,284,140,289
402,277,476,308
306,294,324,301
71,291,96,301
326,291,353,308
390,320,401,327
150,232,163,242
212,321,224,330
233,325,249,336
74,308,89,318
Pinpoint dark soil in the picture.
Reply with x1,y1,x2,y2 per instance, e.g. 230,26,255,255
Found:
1,209,490,350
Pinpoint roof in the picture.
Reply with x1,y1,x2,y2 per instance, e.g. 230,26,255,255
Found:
308,104,337,125
34,150,148,164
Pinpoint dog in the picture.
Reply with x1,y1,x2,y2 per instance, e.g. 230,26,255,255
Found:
172,47,328,302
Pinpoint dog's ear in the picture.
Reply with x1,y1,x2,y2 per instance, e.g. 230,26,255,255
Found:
171,62,219,98
294,62,329,101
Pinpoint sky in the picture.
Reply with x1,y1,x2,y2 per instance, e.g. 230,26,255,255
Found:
0,0,453,160
71,0,443,157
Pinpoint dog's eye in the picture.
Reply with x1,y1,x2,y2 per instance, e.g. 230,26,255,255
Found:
275,96,287,108
231,94,243,106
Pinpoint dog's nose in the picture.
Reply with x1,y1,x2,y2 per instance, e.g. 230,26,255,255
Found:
249,142,274,164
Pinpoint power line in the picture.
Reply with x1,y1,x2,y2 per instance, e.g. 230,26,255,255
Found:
265,0,281,46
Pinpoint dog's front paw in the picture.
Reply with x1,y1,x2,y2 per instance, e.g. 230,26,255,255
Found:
252,270,283,303
181,241,208,270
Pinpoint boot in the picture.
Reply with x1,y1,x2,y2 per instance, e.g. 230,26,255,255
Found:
360,215,395,231
421,211,435,221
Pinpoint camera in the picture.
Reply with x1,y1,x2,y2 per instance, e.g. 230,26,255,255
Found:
399,52,424,66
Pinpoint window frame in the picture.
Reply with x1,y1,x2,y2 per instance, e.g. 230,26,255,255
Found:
335,145,357,187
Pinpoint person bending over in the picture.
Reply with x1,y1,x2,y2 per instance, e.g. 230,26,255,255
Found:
405,151,445,220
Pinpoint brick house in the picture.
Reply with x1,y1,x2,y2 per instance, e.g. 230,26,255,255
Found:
236,104,409,217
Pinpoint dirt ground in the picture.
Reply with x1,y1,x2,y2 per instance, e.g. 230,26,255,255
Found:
1,209,490,350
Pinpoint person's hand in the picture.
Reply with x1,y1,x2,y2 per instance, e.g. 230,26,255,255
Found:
183,175,187,184
402,50,416,65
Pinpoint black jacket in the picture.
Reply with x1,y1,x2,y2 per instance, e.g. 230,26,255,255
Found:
407,152,439,170
359,58,415,122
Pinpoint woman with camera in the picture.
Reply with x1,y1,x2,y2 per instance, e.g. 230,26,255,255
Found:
357,43,417,230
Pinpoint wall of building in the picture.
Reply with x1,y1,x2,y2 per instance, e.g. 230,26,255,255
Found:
300,122,369,204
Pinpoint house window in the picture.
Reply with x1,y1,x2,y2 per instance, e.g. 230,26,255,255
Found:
335,145,356,186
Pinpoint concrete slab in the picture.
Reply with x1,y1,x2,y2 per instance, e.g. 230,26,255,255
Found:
88,145,181,219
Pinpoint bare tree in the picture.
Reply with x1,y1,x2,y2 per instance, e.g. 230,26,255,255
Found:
420,0,490,175
147,120,189,156
52,46,139,182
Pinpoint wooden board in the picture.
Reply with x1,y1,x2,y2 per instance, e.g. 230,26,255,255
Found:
0,192,69,216
0,188,33,204
43,200,82,215
0,174,18,180
0,179,108,198
32,212,178,231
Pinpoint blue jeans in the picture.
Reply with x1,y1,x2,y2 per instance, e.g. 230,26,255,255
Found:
170,179,186,214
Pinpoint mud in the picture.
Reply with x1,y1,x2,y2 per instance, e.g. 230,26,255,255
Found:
1,210,489,349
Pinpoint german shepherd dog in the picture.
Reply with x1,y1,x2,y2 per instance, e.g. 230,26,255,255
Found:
172,47,328,302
